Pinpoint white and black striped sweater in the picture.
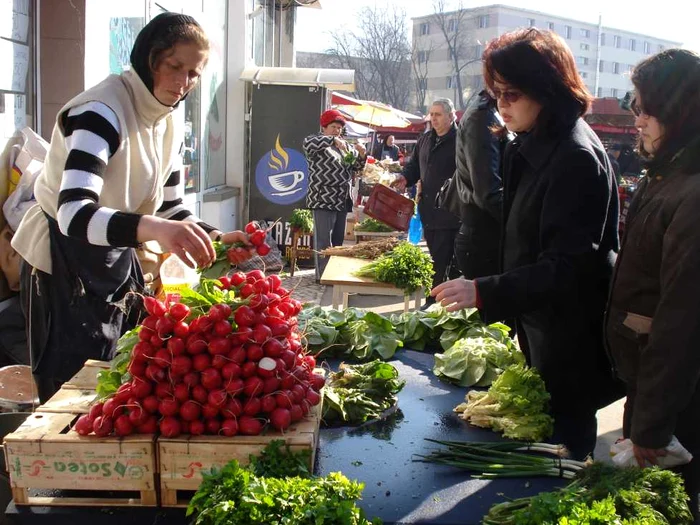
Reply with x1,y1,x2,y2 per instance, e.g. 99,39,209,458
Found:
57,101,214,247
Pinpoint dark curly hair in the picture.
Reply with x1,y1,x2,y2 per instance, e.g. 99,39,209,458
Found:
631,48,700,174
482,28,591,137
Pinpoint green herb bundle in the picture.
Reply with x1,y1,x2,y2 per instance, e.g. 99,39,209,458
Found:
484,462,694,524
322,360,405,426
290,208,313,233
455,364,554,442
355,218,395,233
354,242,433,295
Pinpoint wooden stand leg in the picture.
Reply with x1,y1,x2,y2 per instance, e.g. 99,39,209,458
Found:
414,290,422,310
332,286,341,309
342,290,349,309
403,294,410,313
290,230,301,277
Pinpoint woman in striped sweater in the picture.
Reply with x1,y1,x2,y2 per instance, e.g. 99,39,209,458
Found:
12,13,252,401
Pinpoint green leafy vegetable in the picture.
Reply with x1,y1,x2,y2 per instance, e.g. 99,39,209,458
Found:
290,208,313,233
96,326,140,399
355,218,395,232
354,242,433,295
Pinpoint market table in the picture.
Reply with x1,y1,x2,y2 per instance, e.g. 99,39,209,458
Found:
320,255,423,312
5,350,564,525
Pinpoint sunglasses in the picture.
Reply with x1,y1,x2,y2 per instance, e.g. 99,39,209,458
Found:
491,88,523,104
621,91,648,118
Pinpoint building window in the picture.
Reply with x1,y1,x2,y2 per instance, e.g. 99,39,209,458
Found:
599,60,605,72
478,15,489,28
580,43,590,51
614,35,621,48
527,18,536,27
580,28,590,38
597,87,603,97
581,71,588,79
613,62,620,74
448,18,457,32
629,39,636,51
644,41,651,53
611,88,618,98
548,21,555,30
601,33,606,46
565,25,572,39
420,22,430,36
474,43,484,60
576,56,589,66
446,76,453,89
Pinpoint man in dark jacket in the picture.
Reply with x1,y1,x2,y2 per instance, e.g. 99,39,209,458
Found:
394,98,460,298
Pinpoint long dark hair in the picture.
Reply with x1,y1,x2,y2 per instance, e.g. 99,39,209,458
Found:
631,48,700,174
482,28,591,136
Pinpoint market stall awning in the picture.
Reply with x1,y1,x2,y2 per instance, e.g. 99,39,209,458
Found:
335,101,411,128
331,92,362,106
344,120,372,138
240,67,355,91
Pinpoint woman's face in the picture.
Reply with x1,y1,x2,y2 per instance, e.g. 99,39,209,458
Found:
322,122,344,136
632,97,664,155
492,80,542,133
386,135,395,146
152,42,208,107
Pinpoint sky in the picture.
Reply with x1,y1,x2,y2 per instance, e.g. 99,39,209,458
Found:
295,0,700,53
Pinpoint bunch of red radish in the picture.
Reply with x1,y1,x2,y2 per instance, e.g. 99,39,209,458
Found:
74,269,324,439
226,221,272,263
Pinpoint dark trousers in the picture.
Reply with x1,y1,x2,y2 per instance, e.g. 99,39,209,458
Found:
423,228,459,300
453,224,500,279
312,209,346,280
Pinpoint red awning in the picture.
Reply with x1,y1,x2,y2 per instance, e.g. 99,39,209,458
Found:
331,92,362,106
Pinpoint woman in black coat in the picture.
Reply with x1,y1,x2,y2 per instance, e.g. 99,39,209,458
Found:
433,28,622,459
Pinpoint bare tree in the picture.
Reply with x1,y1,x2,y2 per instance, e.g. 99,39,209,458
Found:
430,0,482,110
326,6,412,110
411,39,436,114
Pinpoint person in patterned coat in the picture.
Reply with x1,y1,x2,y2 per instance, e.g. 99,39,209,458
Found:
303,110,366,279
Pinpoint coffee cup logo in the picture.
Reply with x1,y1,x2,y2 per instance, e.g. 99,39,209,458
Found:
255,135,309,205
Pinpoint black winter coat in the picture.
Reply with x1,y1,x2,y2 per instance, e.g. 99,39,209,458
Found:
403,126,459,230
475,118,621,415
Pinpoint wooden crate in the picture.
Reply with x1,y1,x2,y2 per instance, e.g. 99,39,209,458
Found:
158,403,322,507
62,360,110,391
4,412,158,507
39,387,99,415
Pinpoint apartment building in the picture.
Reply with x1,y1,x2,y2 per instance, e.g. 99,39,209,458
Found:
412,4,680,110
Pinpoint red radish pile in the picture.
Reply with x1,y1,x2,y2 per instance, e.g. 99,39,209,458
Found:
74,269,325,438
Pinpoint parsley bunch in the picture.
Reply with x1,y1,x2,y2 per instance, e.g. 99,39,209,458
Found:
354,241,433,295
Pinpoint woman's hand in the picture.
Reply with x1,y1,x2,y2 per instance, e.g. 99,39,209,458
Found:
218,230,256,265
138,216,215,269
355,142,367,158
633,443,668,467
431,277,477,312
333,137,348,153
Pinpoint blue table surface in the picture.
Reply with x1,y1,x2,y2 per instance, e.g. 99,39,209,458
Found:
6,350,565,524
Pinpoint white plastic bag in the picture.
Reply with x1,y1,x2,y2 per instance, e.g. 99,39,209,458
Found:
611,436,693,468
3,127,49,231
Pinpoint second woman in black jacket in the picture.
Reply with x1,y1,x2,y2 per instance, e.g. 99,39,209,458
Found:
433,28,623,459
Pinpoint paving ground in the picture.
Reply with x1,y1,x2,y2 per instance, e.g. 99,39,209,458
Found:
286,249,625,461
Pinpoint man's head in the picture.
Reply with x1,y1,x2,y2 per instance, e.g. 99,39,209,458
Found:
320,109,346,136
429,98,456,136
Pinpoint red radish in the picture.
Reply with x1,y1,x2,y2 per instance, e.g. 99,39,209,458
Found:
193,353,212,372
266,292,281,306
138,328,154,342
137,416,158,434
238,416,263,436
205,418,221,435
241,361,257,379
167,337,186,356
74,414,93,436
201,368,223,390
207,305,226,322
186,335,208,355
277,302,293,317
309,373,326,391
212,354,228,369
221,398,243,419
179,400,202,421
280,349,297,370
207,389,228,408
156,316,175,338
260,395,277,414
257,357,277,379
243,397,262,416
291,384,306,404
224,378,244,396
171,355,193,377
290,404,303,422
277,287,291,297
269,407,292,431
256,243,271,256
88,403,104,421
142,395,160,414
267,274,282,291
222,362,242,380
247,269,265,281
128,405,148,426
252,324,272,345
243,376,264,397
143,296,167,317
153,348,172,368
244,221,260,234
169,302,190,322
231,326,253,346
132,341,155,362
213,320,232,337
209,337,230,356
263,376,281,394
221,418,239,437
288,338,303,354
246,344,264,362
159,416,181,438
102,398,123,419
173,321,190,339
150,334,165,348
303,355,317,370
93,416,114,437
114,415,134,436
275,358,288,373
141,315,159,331
217,276,232,290
249,294,269,313
145,364,166,383
266,318,289,337
239,283,255,298
189,419,205,436
249,230,266,247
192,385,209,404
234,306,256,326
230,272,247,287
183,371,200,387
202,404,220,419
228,346,246,364
159,398,180,417
252,279,270,295
173,383,190,403
275,391,293,409
300,399,311,416
155,381,174,398
180,420,191,434
263,338,284,358
115,383,133,403
306,389,321,406
197,316,214,333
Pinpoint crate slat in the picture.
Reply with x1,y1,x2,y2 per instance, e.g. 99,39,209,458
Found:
39,388,98,414
63,361,110,391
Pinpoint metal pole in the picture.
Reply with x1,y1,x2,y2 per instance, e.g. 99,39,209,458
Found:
594,13,602,96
